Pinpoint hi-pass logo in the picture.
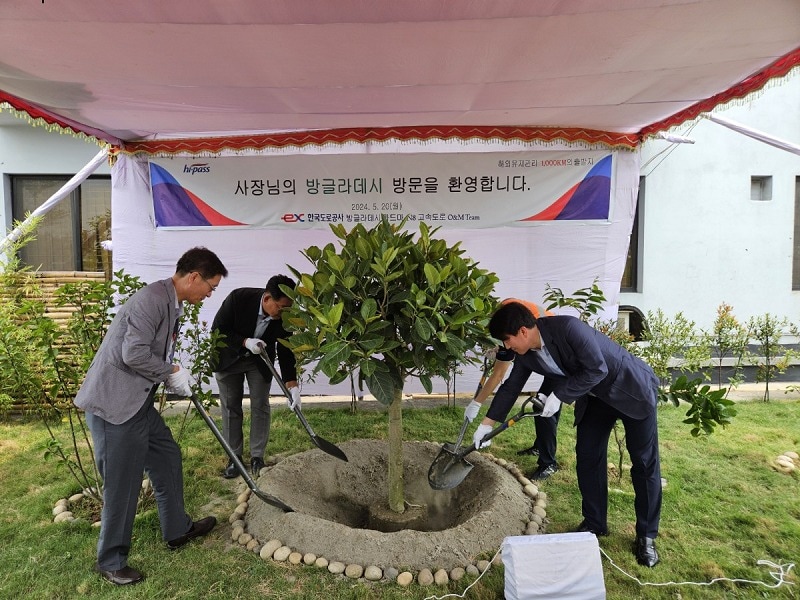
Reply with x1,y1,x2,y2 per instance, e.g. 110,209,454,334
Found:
183,163,211,174
281,213,305,223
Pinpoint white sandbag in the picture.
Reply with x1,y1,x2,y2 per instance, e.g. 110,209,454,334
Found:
503,532,606,600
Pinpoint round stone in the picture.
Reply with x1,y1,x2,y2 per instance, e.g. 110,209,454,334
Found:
384,567,399,581
54,511,74,523
260,539,282,560
231,525,244,541
476,559,490,572
288,552,303,565
396,571,413,586
238,533,253,545
246,539,259,552
344,564,363,579
417,568,434,586
53,504,68,516
450,567,465,581
314,557,329,568
466,564,480,576
523,484,539,498
68,493,84,504
364,565,382,581
433,568,449,585
303,553,317,565
273,546,292,561
328,561,345,574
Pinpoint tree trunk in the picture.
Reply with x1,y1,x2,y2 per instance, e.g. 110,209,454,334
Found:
387,388,405,513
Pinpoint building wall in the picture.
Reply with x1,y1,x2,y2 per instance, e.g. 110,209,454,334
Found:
0,118,111,230
620,74,800,331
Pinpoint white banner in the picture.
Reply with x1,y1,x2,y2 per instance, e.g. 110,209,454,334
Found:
150,150,614,229
114,148,640,395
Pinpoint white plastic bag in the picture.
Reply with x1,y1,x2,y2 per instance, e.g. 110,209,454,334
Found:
503,532,606,600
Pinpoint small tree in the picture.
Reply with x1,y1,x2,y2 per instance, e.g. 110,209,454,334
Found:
638,309,710,388
748,313,793,401
708,302,750,391
281,218,498,513
542,278,606,323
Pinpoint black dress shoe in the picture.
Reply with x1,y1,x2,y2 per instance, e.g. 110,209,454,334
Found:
529,463,559,480
222,456,242,479
516,444,540,456
94,564,144,585
635,536,659,567
251,456,265,476
573,519,609,537
167,516,217,550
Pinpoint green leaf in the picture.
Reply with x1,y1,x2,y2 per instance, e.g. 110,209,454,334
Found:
413,317,434,341
423,263,440,287
328,302,344,327
365,369,398,406
360,298,377,320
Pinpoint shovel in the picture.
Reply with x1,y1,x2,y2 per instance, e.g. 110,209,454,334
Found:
190,393,293,512
437,358,491,458
258,350,348,462
428,394,545,490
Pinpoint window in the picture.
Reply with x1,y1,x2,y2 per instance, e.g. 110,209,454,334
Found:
793,177,800,290
751,175,772,202
11,175,111,272
621,176,644,292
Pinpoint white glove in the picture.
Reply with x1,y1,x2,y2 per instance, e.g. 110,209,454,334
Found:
166,365,193,397
538,392,562,418
464,400,482,423
473,423,493,449
288,387,301,411
244,338,265,354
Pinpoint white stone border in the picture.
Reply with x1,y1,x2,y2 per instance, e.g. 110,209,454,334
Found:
228,452,548,587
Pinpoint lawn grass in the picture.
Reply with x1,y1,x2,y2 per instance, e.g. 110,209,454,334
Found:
0,398,797,599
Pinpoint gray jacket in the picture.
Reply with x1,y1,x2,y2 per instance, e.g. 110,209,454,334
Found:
74,278,178,424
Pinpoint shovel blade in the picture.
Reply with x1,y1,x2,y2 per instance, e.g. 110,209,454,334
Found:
427,446,474,490
311,434,349,462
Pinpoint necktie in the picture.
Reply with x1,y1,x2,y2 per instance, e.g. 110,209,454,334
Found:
253,316,270,339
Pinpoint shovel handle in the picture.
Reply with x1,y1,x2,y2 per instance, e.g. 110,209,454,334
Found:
462,395,545,456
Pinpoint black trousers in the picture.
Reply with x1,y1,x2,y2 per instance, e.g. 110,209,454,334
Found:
575,398,662,538
532,409,561,467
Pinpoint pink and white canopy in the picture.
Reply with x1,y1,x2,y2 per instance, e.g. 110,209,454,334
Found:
1,0,798,153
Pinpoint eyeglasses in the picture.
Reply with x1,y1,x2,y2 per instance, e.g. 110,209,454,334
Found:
193,272,218,293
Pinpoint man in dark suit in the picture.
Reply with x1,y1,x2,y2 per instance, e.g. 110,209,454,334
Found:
464,298,561,481
474,302,662,567
211,275,299,478
75,247,228,585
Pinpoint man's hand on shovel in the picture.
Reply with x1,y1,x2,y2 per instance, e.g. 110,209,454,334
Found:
288,387,302,410
473,423,493,449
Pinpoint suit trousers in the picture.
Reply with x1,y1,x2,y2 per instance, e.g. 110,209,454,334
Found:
532,409,561,468
575,398,662,538
215,355,272,459
86,398,192,570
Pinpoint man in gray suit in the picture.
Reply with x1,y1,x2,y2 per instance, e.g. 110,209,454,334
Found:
475,302,662,567
75,247,228,585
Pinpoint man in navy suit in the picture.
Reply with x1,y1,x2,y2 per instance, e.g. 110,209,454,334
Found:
75,247,228,585
211,275,299,478
475,302,662,567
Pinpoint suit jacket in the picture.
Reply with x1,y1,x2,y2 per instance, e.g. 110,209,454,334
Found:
74,278,178,424
211,287,297,383
487,315,658,425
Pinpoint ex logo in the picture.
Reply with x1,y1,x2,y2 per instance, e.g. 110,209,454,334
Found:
281,213,305,223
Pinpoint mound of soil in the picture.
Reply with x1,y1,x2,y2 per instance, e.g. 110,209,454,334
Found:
245,439,536,571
